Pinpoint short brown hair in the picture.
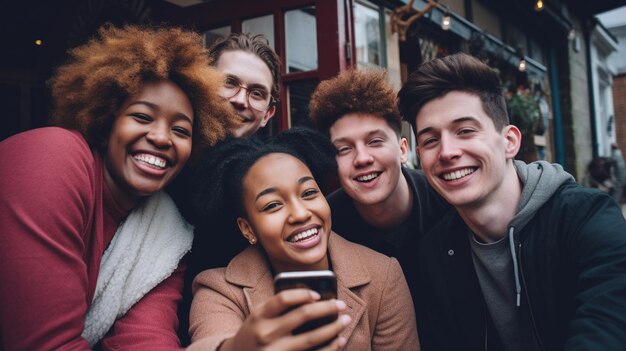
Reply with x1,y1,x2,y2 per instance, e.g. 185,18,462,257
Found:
398,52,509,133
208,32,281,103
49,24,236,162
309,68,402,137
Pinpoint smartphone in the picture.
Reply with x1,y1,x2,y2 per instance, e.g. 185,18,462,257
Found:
274,270,338,335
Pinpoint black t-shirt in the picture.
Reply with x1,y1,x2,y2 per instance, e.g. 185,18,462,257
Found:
326,166,451,308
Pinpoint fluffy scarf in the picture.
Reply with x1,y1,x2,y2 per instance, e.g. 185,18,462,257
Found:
82,191,194,346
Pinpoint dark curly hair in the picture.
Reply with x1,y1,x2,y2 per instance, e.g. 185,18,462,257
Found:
208,32,281,103
397,52,509,134
187,127,337,228
48,24,237,162
308,68,402,137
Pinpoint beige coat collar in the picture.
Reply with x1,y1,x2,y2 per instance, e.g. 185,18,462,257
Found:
223,232,370,341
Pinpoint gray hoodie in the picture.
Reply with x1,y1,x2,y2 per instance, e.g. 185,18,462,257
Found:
470,160,573,351
509,160,574,305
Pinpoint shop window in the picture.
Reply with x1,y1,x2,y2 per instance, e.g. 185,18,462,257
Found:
285,6,318,72
203,25,231,48
355,1,383,68
287,79,319,128
242,15,275,49
354,1,401,88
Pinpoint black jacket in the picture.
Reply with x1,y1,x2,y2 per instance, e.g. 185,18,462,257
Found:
416,181,626,350
327,166,450,312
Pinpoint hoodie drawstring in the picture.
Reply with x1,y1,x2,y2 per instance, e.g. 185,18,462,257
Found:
508,226,521,307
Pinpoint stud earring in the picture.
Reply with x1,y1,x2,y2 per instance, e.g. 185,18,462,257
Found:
249,238,257,245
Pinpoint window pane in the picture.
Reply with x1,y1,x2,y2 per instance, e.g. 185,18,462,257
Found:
285,6,318,72
287,79,319,128
203,25,231,48
242,15,275,49
355,1,382,68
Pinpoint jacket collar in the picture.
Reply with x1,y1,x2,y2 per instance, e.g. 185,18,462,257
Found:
223,232,369,341
430,211,493,348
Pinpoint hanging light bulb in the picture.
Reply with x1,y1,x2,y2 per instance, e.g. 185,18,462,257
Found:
441,12,451,30
518,58,527,72
534,0,544,11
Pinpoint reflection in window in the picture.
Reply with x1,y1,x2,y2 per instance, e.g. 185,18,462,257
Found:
288,79,319,128
242,15,275,49
203,26,231,48
355,1,382,68
285,7,318,72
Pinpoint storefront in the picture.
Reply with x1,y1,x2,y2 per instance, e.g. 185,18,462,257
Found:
156,0,579,166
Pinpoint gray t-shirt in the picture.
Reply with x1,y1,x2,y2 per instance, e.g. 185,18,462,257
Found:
470,231,540,351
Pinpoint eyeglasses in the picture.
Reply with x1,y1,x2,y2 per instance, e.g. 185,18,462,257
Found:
222,76,275,112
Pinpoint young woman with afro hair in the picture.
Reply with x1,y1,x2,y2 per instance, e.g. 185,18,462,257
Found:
0,24,236,350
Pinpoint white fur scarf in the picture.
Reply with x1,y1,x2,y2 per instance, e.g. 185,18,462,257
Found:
82,191,194,346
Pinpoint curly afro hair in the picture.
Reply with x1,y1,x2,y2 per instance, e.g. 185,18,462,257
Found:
49,24,237,162
308,68,402,137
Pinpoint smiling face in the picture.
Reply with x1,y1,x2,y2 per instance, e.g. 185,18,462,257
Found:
104,79,193,210
215,50,276,138
237,153,331,273
329,113,409,207
414,91,521,211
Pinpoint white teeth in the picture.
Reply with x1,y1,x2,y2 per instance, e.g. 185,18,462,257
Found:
134,154,167,169
289,228,319,243
442,168,475,181
356,172,380,182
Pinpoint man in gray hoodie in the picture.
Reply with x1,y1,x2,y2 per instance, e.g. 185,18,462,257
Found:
398,53,626,351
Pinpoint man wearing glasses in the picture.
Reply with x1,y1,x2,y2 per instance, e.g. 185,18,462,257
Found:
209,32,280,138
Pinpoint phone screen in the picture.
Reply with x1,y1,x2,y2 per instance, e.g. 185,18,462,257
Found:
274,270,338,334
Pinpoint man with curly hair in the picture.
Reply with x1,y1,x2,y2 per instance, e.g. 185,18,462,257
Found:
209,32,281,138
308,68,450,311
0,24,235,350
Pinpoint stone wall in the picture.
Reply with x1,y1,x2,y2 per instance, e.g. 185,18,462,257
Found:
566,18,593,181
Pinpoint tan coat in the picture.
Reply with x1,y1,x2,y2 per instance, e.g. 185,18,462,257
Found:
188,232,419,350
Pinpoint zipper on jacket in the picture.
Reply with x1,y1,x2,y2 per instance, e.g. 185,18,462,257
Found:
483,304,488,351
517,242,546,351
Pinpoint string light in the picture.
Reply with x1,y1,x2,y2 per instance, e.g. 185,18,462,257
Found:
440,5,451,31
441,12,451,30
34,39,43,46
518,57,527,72
534,0,544,11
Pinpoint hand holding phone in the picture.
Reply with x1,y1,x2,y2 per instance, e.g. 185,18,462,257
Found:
274,270,338,334
217,286,347,351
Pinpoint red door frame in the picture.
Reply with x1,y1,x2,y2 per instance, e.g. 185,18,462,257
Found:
155,0,354,132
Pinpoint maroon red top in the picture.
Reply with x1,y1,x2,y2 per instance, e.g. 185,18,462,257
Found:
0,127,184,350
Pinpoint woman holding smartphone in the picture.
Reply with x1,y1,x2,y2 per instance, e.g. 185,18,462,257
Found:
186,128,419,351
0,25,235,350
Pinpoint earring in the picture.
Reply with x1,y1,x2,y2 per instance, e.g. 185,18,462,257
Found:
249,237,257,245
